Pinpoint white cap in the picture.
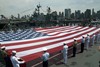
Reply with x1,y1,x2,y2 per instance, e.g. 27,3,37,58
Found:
42,47,47,51
12,50,17,53
82,35,84,37
74,38,76,40
1,46,5,49
64,45,68,49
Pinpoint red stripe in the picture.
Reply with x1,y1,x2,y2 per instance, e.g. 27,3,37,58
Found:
7,28,96,53
2,27,85,46
39,26,78,33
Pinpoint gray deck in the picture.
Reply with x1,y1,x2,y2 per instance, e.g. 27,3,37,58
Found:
51,44,100,67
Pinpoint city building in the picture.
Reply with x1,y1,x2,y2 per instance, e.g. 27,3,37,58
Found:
75,10,81,19
65,9,71,19
84,9,91,20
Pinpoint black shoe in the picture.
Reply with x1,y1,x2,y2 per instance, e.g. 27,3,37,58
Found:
72,55,75,57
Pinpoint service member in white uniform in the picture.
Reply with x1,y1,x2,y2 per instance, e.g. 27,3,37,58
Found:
86,34,90,50
62,43,68,64
41,47,50,67
10,51,25,67
80,36,85,53
92,34,96,46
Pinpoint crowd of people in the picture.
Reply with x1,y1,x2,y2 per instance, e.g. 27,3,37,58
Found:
0,32,100,67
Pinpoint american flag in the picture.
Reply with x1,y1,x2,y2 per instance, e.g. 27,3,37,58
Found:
1,26,100,64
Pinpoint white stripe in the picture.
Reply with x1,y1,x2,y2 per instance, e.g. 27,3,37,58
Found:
36,26,76,32
42,26,81,33
17,28,100,57
5,27,90,49
47,32,60,35
0,27,87,44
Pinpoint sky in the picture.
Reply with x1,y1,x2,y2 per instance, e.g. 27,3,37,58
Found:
0,0,100,17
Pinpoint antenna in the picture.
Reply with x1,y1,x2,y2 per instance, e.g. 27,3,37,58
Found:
47,6,51,14
36,3,41,15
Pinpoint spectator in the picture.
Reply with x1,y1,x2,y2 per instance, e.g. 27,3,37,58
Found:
41,47,50,67
10,50,25,67
72,38,78,57
80,36,85,53
61,43,68,64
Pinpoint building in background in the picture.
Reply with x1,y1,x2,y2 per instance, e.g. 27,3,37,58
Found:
84,9,91,21
65,9,71,20
75,10,81,19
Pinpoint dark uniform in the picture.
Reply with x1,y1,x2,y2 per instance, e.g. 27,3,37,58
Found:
1,47,12,67
72,40,77,57
81,36,85,53
0,50,6,66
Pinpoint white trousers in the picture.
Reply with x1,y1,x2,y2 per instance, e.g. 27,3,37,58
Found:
86,42,89,50
63,54,67,64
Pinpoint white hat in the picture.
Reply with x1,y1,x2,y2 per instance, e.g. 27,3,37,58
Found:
64,45,68,48
1,46,5,49
82,35,84,37
74,38,76,40
42,47,47,51
12,50,17,53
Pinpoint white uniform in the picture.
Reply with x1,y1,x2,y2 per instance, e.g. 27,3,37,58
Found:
62,45,68,64
10,56,24,67
86,36,90,50
42,52,50,61
98,34,100,43
92,34,95,45
97,33,100,43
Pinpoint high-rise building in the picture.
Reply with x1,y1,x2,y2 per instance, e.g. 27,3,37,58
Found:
70,13,75,19
92,8,95,16
65,9,71,19
97,10,100,19
61,12,64,17
18,14,20,19
85,9,91,20
75,10,81,19
51,11,58,20
59,12,62,17
80,12,85,20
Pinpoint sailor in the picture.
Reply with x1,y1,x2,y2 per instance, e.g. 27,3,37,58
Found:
86,34,90,50
10,50,25,67
72,38,78,57
1,46,7,58
62,43,68,64
96,32,100,43
92,33,96,46
80,36,85,53
0,45,6,66
41,47,50,67
1,46,10,67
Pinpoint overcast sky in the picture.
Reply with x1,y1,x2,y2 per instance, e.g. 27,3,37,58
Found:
0,0,100,17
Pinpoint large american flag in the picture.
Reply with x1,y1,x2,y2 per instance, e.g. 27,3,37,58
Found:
1,26,100,63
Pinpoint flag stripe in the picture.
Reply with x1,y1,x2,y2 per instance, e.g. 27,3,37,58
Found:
6,27,95,51
22,28,100,62
1,27,87,45
0,26,100,62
